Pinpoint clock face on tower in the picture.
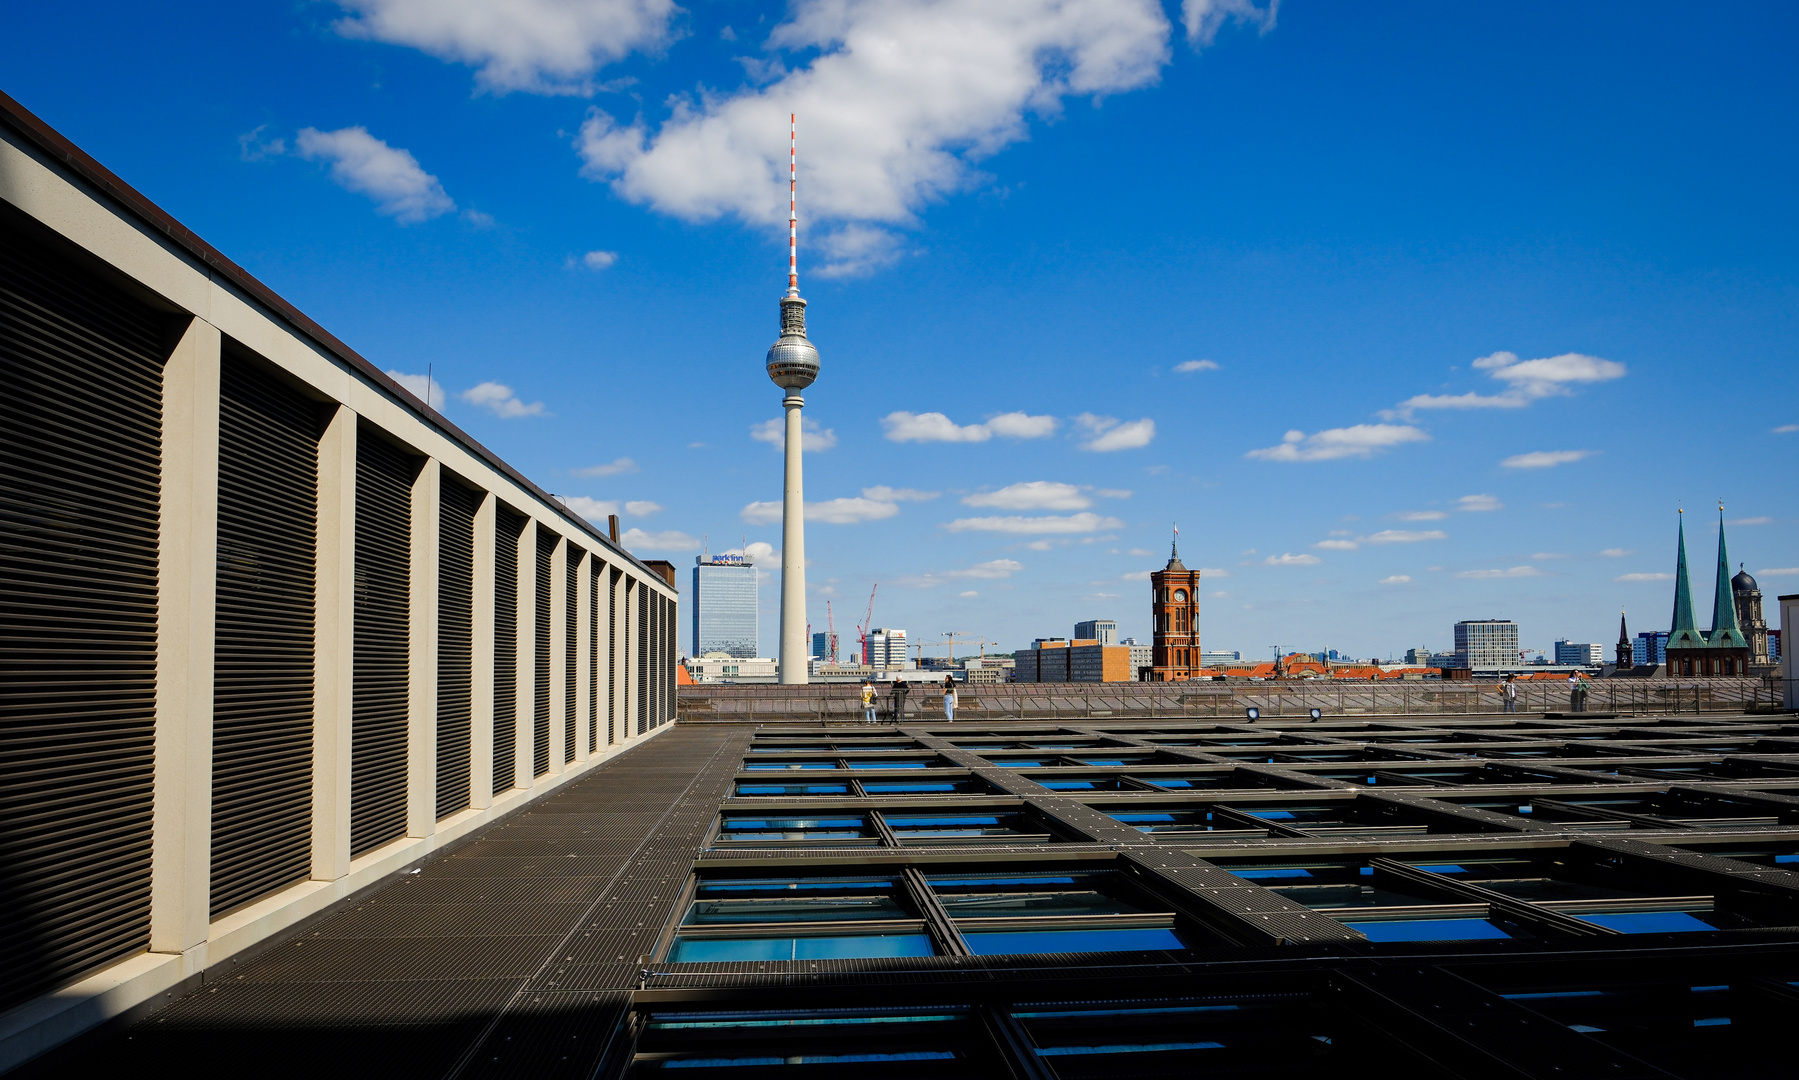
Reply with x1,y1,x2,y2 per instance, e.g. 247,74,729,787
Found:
1172,590,1187,603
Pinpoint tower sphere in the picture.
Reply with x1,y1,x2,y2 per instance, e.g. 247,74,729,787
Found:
765,296,819,390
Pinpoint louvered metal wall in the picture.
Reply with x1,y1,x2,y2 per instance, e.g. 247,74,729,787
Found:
350,431,415,856
608,567,619,745
0,221,163,1015
492,508,524,794
588,560,600,752
210,352,316,916
637,585,649,735
662,594,674,726
564,549,577,763
533,530,553,777
436,478,477,819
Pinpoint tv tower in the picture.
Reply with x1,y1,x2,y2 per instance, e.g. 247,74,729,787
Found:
765,114,820,684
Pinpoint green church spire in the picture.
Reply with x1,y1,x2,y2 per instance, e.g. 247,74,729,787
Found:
1707,507,1747,648
1668,511,1704,649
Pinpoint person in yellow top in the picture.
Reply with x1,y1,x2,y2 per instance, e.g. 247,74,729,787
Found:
860,680,877,724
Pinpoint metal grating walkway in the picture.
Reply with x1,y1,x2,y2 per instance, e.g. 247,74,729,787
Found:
35,725,749,1080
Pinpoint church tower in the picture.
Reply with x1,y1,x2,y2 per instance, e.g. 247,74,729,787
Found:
1615,610,1631,671
1148,531,1201,682
1733,565,1770,667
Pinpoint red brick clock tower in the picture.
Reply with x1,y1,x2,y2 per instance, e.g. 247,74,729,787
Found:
1149,533,1201,681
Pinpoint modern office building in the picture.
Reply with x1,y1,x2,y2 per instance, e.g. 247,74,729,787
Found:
683,655,778,684
1201,650,1244,667
1633,630,1671,666
1554,639,1605,666
0,93,679,1068
865,627,908,668
810,630,838,663
1452,619,1519,670
691,553,758,659
1074,618,1118,645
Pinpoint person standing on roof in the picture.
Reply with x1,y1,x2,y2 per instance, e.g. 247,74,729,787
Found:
942,676,957,722
1567,671,1580,714
891,677,909,722
1502,675,1518,714
860,679,878,724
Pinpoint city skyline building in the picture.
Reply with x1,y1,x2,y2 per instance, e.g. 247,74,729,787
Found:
810,630,838,663
1148,533,1201,681
1666,509,1751,677
764,114,820,685
691,553,758,659
1553,639,1604,667
1452,619,1520,670
865,627,908,668
1074,618,1118,645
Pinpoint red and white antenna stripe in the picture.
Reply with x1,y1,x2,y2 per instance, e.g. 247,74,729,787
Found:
787,113,798,294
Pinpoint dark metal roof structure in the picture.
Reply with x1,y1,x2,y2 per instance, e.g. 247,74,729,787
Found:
33,710,1799,1079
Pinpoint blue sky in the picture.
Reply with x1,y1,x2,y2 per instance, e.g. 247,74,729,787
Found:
8,0,1795,660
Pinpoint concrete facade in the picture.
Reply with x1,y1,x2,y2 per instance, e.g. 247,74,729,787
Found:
0,97,679,1071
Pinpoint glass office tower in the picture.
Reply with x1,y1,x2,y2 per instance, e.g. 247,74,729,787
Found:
692,555,758,658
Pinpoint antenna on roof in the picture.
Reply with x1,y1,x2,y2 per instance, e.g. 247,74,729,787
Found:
787,113,799,297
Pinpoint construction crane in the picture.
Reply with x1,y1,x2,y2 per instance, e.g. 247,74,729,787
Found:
940,631,968,666
856,584,878,666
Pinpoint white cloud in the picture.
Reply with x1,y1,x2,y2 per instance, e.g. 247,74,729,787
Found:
894,558,1025,588
386,369,446,408
752,416,837,451
880,411,1056,443
1094,488,1132,500
620,527,700,551
1123,570,1152,581
581,250,618,270
958,590,979,597
962,481,1090,511
1173,359,1220,373
1615,572,1673,582
331,0,676,94
1248,424,1429,462
741,497,899,525
1455,566,1546,579
1385,351,1626,420
1599,548,1632,557
573,457,639,477
624,500,662,516
1530,553,1568,561
861,486,939,502
1380,575,1412,584
239,124,286,161
1314,539,1359,551
1181,0,1278,46
724,541,777,564
575,0,1180,276
1075,414,1156,451
945,512,1123,535
563,496,618,520
1775,424,1799,434
1758,567,1799,577
1198,568,1230,578
1501,449,1596,469
1264,553,1321,566
1728,517,1772,526
1394,510,1447,521
294,126,455,223
461,381,547,418
1457,494,1503,512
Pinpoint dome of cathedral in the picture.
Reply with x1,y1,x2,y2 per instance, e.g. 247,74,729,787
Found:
1732,566,1758,594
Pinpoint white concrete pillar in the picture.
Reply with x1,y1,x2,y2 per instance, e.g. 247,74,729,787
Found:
547,535,567,775
312,405,357,881
1782,593,1798,710
514,519,536,789
574,549,592,761
150,316,219,955
407,458,440,836
469,492,496,810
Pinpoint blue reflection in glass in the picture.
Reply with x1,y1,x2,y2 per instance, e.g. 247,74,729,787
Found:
962,928,1184,955
669,934,934,963
1346,919,1512,942
1573,911,1715,934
